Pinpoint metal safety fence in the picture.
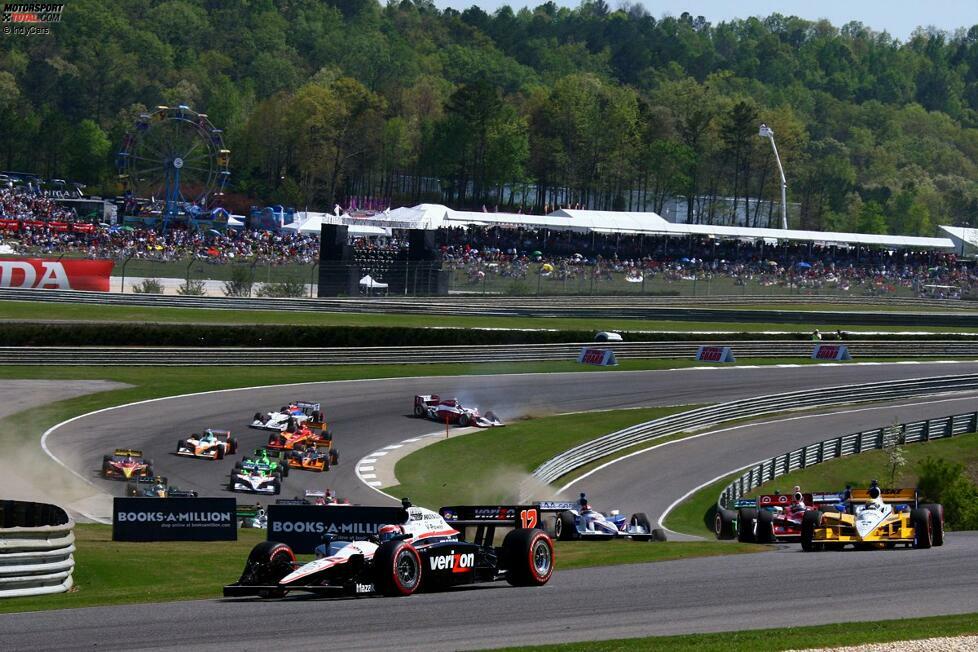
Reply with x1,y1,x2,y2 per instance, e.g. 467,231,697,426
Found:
532,374,978,485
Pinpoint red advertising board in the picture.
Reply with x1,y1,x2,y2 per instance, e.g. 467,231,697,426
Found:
811,343,851,361
695,345,735,363
0,258,114,291
577,347,617,366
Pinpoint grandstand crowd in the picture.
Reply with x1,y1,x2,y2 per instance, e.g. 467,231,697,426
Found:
0,184,972,297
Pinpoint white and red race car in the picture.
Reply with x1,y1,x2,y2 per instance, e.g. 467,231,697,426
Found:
413,395,503,427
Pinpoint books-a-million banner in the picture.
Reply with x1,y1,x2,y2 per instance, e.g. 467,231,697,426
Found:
0,258,114,291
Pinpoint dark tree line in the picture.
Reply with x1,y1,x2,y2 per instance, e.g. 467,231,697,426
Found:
5,0,978,233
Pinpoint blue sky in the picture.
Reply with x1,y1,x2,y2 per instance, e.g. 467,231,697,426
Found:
432,1,978,41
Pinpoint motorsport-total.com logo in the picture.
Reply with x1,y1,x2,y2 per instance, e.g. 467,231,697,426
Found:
2,3,63,36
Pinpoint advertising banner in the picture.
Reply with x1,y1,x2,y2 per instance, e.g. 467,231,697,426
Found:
0,258,113,291
577,347,618,366
696,345,736,363
112,498,237,541
267,505,407,553
811,344,852,361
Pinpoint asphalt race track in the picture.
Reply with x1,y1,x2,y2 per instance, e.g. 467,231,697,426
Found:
4,533,978,651
19,361,978,650
44,362,978,510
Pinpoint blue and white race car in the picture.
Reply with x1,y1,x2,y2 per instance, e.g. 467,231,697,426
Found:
547,494,667,542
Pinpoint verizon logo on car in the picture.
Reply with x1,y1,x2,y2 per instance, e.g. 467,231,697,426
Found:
0,258,114,291
429,552,474,572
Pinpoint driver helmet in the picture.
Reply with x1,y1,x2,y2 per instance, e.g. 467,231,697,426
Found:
201,431,215,442
378,524,404,542
578,492,590,512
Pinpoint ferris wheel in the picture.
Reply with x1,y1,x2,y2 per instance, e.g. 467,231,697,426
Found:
117,104,230,227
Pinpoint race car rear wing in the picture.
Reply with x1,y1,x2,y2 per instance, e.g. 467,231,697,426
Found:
113,448,142,457
848,488,917,505
439,505,542,547
295,401,320,411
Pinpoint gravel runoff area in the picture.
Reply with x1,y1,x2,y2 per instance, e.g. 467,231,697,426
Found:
790,637,978,651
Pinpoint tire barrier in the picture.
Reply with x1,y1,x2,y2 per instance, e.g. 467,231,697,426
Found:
0,341,976,365
717,410,978,508
1,287,977,327
532,373,978,485
0,500,75,598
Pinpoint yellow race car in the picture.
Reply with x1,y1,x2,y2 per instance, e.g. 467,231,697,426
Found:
801,483,944,551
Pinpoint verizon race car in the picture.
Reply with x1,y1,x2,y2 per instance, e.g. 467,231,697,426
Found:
715,489,844,543
549,494,667,541
126,476,198,498
251,401,323,432
802,483,944,551
413,395,503,427
101,449,154,480
224,501,553,598
175,429,239,460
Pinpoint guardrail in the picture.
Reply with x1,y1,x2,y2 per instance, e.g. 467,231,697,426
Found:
2,288,978,326
2,341,977,365
0,500,75,598
717,411,978,507
532,373,978,485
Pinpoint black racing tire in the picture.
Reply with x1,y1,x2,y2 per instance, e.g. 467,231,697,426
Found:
253,412,263,423
144,465,154,477
737,508,757,543
555,511,579,541
413,404,425,417
270,480,281,495
911,507,933,549
714,508,736,540
102,454,111,463
651,528,667,542
921,503,945,547
243,541,295,590
311,410,322,422
754,509,776,544
329,449,339,465
630,512,651,534
503,528,554,586
280,463,289,478
229,438,238,454
458,414,471,427
373,540,422,596
214,446,225,460
175,441,184,454
801,510,822,552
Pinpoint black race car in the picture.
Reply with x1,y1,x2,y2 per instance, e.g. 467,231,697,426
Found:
223,501,553,598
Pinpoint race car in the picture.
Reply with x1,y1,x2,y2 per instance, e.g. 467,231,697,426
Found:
273,490,345,506
125,476,198,498
228,466,282,495
283,443,338,472
550,494,667,541
250,401,323,431
224,500,553,599
801,482,944,551
235,449,289,478
715,489,845,543
175,429,239,460
266,423,331,452
413,395,503,427
101,449,154,480
237,504,267,529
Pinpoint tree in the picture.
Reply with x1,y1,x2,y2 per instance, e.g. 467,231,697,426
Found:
856,200,887,234
65,119,111,185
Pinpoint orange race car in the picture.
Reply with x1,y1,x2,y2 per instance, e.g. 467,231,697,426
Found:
283,442,339,472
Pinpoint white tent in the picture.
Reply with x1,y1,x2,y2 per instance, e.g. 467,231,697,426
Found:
359,274,388,288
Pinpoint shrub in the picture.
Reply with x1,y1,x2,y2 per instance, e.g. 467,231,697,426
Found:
254,277,306,298
917,456,978,530
131,278,163,294
223,266,253,297
177,279,207,296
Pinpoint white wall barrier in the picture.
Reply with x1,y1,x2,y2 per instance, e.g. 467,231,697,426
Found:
0,500,75,598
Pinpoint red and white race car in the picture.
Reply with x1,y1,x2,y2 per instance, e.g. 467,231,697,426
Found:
413,395,503,427
722,490,845,543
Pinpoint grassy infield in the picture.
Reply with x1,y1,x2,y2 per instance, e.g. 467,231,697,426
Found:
2,301,978,647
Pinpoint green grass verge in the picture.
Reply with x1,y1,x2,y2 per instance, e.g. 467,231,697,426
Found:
662,473,743,537
387,406,695,509
0,524,266,614
0,525,761,614
1,300,975,333
496,612,978,651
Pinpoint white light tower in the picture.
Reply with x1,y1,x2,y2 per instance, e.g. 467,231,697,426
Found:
759,123,788,230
